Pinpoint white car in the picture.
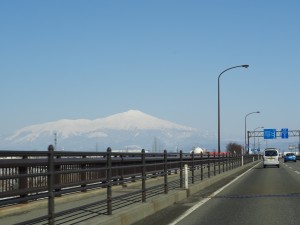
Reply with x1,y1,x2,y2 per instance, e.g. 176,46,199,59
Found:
263,148,280,168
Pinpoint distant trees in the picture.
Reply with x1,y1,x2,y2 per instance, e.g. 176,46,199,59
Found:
226,142,243,154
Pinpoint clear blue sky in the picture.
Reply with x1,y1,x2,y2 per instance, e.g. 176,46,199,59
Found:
1,0,300,148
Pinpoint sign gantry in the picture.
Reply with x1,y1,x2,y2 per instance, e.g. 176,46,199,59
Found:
247,129,300,152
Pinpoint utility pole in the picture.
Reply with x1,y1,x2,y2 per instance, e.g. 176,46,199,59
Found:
54,132,57,150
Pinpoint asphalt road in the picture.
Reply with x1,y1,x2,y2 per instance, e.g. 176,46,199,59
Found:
135,160,300,225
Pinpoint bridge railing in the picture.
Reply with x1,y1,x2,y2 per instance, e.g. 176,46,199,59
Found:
0,146,257,224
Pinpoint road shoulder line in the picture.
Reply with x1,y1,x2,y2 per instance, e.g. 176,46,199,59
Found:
168,163,259,225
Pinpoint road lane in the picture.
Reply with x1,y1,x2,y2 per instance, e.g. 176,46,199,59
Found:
135,160,300,225
172,161,300,225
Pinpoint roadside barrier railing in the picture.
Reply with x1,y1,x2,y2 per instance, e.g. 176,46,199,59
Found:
0,145,258,224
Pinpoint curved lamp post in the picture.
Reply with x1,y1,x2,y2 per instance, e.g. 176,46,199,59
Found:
244,111,260,155
218,65,249,155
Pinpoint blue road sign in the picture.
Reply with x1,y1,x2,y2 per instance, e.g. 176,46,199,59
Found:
281,128,288,139
264,129,277,139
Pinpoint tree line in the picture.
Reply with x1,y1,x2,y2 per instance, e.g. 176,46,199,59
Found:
226,142,243,154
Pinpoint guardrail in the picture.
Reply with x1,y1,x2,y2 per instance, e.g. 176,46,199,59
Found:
0,145,257,224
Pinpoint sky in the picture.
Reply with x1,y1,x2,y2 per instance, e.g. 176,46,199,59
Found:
1,0,300,150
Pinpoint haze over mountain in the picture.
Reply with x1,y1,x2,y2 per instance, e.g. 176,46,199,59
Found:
1,110,216,151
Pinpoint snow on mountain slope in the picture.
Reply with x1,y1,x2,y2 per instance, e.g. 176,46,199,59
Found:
6,110,196,143
93,110,195,131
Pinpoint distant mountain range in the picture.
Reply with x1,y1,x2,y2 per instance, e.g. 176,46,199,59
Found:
0,110,216,151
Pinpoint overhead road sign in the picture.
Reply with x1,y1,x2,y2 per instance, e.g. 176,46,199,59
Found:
281,128,289,139
264,129,276,139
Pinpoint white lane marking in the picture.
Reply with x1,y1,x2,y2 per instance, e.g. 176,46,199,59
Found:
295,171,300,174
168,164,258,225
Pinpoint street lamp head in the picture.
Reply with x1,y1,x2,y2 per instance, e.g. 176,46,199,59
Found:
256,111,260,113
242,65,249,68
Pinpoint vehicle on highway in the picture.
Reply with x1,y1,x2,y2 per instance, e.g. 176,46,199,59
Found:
284,153,297,162
263,148,280,168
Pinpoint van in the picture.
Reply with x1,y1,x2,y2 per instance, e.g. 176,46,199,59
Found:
263,148,280,168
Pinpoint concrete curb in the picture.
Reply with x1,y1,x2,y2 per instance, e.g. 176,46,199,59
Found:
79,161,260,225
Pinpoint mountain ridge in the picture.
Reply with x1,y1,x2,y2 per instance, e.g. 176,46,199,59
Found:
2,110,213,151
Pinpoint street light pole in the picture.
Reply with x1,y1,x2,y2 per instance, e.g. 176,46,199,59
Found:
244,111,260,155
218,65,249,155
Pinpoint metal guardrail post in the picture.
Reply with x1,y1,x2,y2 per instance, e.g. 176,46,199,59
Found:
119,155,124,185
227,153,230,170
55,155,61,196
164,150,168,194
191,152,194,184
48,145,55,225
235,154,237,167
222,154,225,173
234,154,237,168
81,155,87,192
213,152,216,176
106,147,112,215
218,154,221,174
19,155,28,202
200,152,203,180
180,150,183,188
208,153,210,178
142,149,146,202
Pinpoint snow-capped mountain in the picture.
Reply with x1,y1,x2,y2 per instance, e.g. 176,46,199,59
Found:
1,110,215,151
